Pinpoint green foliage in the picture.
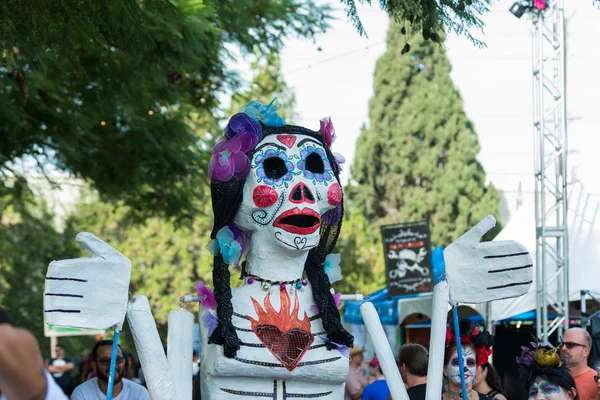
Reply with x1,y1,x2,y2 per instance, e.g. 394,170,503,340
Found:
0,194,98,357
0,0,331,222
16,52,296,352
341,23,502,293
339,0,492,47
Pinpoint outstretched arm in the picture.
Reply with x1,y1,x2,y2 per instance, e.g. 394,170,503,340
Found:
0,325,68,400
128,296,194,400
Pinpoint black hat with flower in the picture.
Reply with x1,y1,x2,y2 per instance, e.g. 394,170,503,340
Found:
516,341,579,398
445,318,495,366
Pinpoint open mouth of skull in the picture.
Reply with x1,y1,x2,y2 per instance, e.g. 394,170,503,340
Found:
274,208,321,235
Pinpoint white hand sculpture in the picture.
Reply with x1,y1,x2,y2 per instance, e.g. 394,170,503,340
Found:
44,232,132,330
444,215,533,304
426,216,533,400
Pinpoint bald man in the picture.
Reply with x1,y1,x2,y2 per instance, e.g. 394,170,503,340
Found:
560,327,598,400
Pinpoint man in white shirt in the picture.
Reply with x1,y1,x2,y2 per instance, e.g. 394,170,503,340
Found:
71,340,149,400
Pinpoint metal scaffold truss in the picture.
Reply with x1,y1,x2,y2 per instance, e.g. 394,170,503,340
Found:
531,0,570,343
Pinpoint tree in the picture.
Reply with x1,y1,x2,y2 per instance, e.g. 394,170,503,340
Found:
339,0,492,47
0,193,100,357
227,54,298,123
32,54,300,352
340,23,502,293
0,0,331,222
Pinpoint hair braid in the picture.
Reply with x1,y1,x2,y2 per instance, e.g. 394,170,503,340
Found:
208,254,240,358
305,251,354,349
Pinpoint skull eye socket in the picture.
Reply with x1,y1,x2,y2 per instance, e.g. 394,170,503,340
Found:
264,157,288,179
306,152,325,174
403,259,416,267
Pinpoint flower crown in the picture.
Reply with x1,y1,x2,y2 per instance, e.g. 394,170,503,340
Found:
516,342,562,369
445,318,494,366
208,99,343,183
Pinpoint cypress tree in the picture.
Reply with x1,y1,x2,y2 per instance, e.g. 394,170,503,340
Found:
347,23,502,248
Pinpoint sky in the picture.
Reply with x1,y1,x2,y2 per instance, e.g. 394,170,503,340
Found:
277,0,600,221
43,0,600,225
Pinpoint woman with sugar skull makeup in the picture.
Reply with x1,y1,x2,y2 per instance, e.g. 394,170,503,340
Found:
442,319,496,400
199,100,353,399
517,342,579,400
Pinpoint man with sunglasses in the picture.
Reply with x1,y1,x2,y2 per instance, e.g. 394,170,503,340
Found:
71,340,149,400
560,327,598,400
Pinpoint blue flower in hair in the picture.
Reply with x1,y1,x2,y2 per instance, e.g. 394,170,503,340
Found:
241,99,285,127
324,253,342,283
206,226,242,265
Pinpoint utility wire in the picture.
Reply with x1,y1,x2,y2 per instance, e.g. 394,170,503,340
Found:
285,41,386,75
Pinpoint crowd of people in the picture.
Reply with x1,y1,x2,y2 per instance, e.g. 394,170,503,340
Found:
344,320,600,400
2,305,600,400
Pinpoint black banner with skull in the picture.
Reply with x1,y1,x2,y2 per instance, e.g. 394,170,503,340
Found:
381,221,433,298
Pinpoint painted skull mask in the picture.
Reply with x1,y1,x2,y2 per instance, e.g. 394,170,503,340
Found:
234,133,342,251
446,346,477,387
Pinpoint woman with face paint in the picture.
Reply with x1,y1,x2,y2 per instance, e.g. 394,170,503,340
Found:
442,319,495,400
517,342,579,400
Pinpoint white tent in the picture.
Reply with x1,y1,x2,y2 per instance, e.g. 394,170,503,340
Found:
475,186,600,321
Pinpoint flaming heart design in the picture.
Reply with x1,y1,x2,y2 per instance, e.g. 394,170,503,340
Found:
249,290,314,371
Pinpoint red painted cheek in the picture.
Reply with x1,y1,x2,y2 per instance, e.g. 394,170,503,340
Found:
253,185,279,208
327,183,342,206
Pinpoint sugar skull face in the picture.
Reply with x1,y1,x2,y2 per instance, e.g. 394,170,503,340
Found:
528,377,571,400
234,133,341,252
445,347,477,387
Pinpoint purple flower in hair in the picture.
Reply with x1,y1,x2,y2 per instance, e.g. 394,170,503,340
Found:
318,335,350,358
194,281,217,310
333,152,346,172
322,204,342,225
202,312,218,337
516,342,539,367
319,117,336,148
311,292,342,313
225,113,262,141
209,113,262,183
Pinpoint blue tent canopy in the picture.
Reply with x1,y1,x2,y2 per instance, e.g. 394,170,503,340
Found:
343,288,552,326
343,288,399,325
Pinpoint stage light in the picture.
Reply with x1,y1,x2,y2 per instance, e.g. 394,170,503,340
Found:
510,2,528,18
533,0,547,11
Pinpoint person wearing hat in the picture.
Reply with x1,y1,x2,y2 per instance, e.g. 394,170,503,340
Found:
346,347,368,400
361,355,390,400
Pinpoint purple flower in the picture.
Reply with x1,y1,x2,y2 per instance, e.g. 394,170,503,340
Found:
311,293,342,313
322,204,342,225
225,113,262,142
319,117,336,148
194,281,217,310
209,113,262,183
333,152,345,171
202,312,218,337
516,342,538,367
318,335,350,358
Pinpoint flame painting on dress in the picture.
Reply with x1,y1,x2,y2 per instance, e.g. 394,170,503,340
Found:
249,290,314,371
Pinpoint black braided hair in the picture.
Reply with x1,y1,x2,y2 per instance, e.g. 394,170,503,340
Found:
208,123,354,357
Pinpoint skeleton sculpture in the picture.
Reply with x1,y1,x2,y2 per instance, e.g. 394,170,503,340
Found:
44,101,534,400
197,108,353,398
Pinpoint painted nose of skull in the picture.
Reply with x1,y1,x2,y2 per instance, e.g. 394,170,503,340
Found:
290,182,315,204
463,366,468,373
